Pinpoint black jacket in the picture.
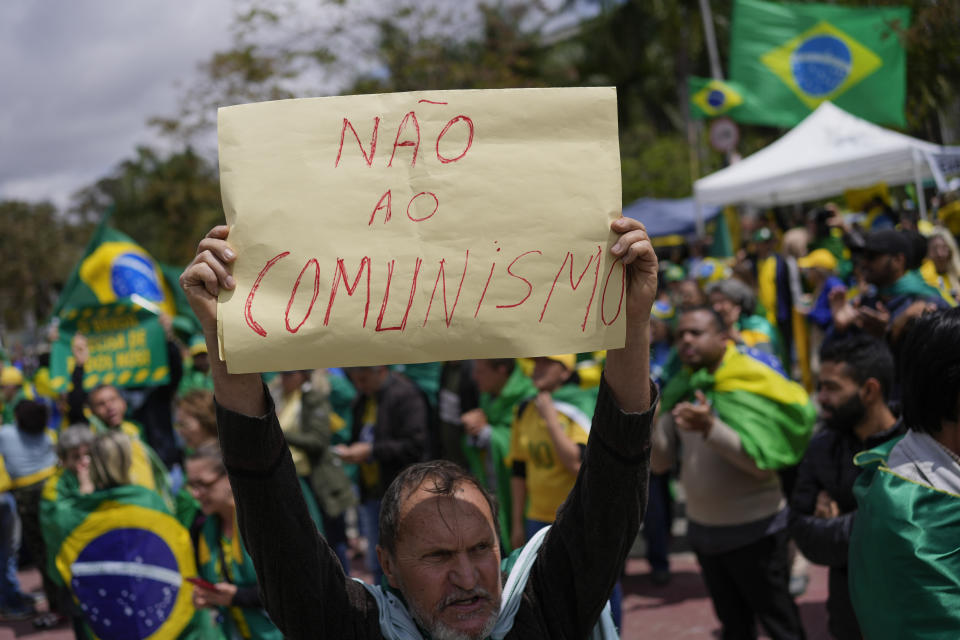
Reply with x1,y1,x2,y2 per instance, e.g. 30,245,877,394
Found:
789,419,905,639
349,372,430,500
216,377,655,639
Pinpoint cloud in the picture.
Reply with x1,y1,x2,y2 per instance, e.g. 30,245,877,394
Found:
0,0,234,206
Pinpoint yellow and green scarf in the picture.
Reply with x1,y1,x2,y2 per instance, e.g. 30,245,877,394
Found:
661,343,815,469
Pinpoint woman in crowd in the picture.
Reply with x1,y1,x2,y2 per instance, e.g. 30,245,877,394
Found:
174,391,219,529
187,444,284,640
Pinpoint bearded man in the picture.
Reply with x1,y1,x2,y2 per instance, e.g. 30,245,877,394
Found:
789,334,903,639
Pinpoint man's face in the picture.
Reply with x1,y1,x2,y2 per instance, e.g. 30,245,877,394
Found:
708,291,741,328
675,310,727,371
472,360,508,395
192,353,210,374
89,386,127,428
816,361,867,432
63,444,90,474
861,252,900,287
1,385,17,403
531,358,571,393
649,318,670,344
175,410,208,450
675,280,705,308
380,481,502,640
348,367,387,395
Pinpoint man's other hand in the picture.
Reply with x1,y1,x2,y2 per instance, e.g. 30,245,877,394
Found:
333,442,373,464
672,390,713,437
180,225,237,335
461,409,489,437
610,216,658,325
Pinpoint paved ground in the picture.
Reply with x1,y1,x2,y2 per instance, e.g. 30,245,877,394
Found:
620,553,830,639
1,553,830,639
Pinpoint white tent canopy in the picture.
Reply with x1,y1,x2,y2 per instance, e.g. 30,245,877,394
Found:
694,102,960,216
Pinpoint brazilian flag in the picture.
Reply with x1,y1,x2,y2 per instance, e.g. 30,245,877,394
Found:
49,219,182,392
42,483,217,639
849,436,960,639
729,0,910,127
53,218,178,318
661,342,815,469
688,77,749,119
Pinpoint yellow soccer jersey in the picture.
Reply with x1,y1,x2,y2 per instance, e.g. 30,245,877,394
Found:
509,400,589,523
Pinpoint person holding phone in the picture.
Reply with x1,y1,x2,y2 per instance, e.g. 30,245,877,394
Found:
186,445,283,640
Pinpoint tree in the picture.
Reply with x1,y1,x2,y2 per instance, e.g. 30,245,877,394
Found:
71,146,223,266
0,200,85,333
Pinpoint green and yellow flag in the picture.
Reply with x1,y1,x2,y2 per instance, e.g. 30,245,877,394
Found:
49,219,180,392
41,483,217,639
729,0,910,127
849,437,960,639
53,219,178,318
688,76,749,119
661,342,815,469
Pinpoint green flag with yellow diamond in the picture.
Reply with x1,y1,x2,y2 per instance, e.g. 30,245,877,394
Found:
729,0,910,127
688,76,751,119
49,218,174,392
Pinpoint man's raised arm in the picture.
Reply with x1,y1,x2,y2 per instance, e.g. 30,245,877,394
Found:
180,225,379,639
517,216,659,637
179,225,265,417
603,215,657,411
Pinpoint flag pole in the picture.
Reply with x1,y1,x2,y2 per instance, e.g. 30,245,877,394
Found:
699,0,724,81
912,148,928,221
697,0,723,238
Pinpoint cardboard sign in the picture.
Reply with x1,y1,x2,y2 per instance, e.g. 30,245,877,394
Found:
217,87,624,372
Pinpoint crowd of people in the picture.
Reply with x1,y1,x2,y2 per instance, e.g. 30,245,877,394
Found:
0,193,958,639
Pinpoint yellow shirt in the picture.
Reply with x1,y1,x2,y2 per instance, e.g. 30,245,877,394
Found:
358,397,380,492
276,389,311,477
509,401,589,522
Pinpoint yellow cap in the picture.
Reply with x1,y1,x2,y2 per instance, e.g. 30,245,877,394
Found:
0,367,24,387
797,249,838,272
541,354,577,371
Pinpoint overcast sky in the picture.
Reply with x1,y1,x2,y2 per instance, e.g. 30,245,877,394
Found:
0,0,595,210
0,1,235,208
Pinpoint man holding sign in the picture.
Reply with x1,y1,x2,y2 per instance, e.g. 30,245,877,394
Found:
182,87,655,639
180,213,657,639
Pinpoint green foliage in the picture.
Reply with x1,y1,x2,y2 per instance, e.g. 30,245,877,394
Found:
70,146,223,267
0,200,85,331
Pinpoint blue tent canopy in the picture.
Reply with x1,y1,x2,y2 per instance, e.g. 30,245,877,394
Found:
622,197,720,239
622,197,730,256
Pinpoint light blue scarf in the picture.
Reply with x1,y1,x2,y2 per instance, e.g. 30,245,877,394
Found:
356,525,618,639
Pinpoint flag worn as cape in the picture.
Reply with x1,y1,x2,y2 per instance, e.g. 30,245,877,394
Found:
880,270,948,302
661,342,815,469
729,0,910,127
44,483,216,639
849,436,960,639
196,513,284,640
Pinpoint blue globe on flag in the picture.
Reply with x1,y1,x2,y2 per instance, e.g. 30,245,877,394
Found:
790,35,852,97
69,527,181,640
707,89,727,109
111,253,164,302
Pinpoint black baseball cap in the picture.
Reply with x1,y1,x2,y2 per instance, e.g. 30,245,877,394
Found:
862,229,909,257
